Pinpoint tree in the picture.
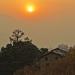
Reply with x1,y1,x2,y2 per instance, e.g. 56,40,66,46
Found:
0,29,42,75
24,37,32,43
58,44,69,52
9,29,24,44
0,29,41,71
40,48,48,55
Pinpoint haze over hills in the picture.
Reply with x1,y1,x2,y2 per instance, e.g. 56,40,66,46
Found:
0,0,75,48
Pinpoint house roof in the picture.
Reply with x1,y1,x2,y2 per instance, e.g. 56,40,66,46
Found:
39,48,66,60
51,48,67,56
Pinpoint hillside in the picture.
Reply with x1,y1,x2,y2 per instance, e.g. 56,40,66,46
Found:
13,48,75,75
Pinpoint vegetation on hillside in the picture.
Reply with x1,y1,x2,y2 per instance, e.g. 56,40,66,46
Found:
14,47,75,75
0,29,75,75
0,29,41,75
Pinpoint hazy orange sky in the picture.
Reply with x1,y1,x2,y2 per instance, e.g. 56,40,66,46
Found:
0,0,75,48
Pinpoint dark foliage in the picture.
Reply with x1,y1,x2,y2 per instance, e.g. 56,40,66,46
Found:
0,30,41,75
40,48,48,55
13,47,75,75
0,29,75,75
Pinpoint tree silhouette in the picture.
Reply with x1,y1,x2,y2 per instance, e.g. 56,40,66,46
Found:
40,48,48,55
9,29,24,44
24,37,32,43
0,29,41,75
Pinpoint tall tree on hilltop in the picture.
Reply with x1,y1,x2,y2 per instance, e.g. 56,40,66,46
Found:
9,29,24,44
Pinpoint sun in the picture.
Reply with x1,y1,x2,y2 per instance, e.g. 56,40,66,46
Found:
25,4,36,13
